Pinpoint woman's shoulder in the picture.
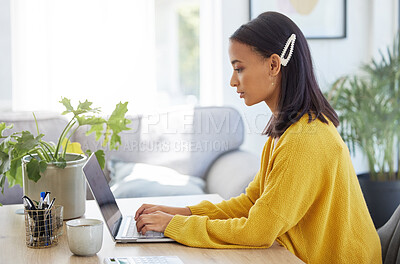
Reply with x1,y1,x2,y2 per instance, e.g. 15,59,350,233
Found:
280,114,344,152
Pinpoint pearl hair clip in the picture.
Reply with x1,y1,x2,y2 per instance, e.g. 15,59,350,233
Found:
280,34,296,66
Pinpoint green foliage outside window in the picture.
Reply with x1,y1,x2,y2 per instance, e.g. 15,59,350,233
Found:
178,4,200,98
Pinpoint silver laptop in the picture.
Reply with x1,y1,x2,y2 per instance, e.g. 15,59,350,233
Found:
83,153,174,243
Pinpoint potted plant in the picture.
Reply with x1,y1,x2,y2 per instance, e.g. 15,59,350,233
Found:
0,98,131,219
327,35,400,228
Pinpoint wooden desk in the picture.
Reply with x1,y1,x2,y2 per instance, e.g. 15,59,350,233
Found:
0,194,304,264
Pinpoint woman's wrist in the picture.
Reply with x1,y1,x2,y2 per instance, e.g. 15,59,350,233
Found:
175,206,191,216
183,206,192,216
161,206,191,216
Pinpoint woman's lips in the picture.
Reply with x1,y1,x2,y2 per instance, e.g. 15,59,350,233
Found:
239,92,244,98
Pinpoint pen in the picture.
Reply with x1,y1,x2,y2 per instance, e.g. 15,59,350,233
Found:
22,196,35,245
43,192,50,208
38,192,45,209
23,195,40,246
22,195,36,210
40,191,52,245
47,198,56,210
46,198,56,241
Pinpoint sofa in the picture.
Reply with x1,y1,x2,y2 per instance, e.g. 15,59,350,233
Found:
0,106,260,204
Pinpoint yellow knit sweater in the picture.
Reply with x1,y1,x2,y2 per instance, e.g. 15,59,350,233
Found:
164,114,382,263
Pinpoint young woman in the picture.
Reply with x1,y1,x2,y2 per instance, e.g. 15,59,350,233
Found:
134,12,382,263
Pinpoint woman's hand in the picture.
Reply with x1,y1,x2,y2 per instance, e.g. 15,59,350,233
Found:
134,204,191,221
136,211,174,234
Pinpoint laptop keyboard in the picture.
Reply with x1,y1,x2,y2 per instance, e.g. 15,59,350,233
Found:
123,217,164,238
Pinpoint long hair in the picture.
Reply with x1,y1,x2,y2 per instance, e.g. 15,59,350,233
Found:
230,12,339,137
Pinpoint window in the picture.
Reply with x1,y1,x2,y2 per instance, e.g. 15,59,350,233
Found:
155,0,200,108
10,0,217,114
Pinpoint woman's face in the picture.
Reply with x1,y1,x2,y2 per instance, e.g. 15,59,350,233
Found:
228,40,281,111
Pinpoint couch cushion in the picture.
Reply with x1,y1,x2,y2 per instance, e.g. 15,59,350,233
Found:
0,111,69,143
74,106,244,179
108,159,206,198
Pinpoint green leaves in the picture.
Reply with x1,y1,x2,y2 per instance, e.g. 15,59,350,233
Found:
14,131,43,156
56,98,130,159
60,97,74,114
76,116,106,140
0,151,10,191
0,151,9,173
84,150,105,169
76,116,106,126
76,102,131,150
53,157,67,169
0,128,43,190
107,102,131,149
94,150,105,170
0,98,130,193
60,97,100,116
26,158,47,182
0,123,13,137
328,33,400,181
7,158,22,187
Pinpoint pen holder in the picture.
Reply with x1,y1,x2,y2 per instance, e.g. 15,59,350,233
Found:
24,205,63,248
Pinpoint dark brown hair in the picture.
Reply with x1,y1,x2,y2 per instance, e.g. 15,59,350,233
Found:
230,12,339,137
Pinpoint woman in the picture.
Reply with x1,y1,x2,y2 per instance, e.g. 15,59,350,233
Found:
135,12,381,263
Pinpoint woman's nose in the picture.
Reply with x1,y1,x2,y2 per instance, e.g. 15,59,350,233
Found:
230,74,238,87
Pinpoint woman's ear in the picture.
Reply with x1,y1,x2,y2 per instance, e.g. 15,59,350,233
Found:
269,54,281,77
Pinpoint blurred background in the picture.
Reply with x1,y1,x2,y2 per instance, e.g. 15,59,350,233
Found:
0,0,398,175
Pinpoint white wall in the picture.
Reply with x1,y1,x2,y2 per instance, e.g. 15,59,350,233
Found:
313,0,398,90
219,0,398,174
0,0,11,111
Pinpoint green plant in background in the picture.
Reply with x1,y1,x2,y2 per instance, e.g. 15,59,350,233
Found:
0,98,131,193
327,35,400,181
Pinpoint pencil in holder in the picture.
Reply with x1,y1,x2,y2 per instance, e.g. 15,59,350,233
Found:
24,205,63,248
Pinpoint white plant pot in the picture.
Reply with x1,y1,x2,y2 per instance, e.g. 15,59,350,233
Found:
22,153,87,220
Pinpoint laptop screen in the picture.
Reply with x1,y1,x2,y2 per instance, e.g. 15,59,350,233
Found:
83,153,122,238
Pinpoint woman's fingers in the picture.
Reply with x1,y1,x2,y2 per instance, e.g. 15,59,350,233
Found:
135,214,148,232
135,205,192,221
136,212,161,232
135,204,157,220
136,211,174,234
143,206,162,215
135,204,146,220
140,224,158,235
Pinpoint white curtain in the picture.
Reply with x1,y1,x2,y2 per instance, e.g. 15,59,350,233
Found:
11,0,156,114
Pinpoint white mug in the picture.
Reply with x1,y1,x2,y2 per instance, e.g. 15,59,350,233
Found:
66,218,103,256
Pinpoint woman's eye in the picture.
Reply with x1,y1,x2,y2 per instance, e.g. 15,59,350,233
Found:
234,68,243,73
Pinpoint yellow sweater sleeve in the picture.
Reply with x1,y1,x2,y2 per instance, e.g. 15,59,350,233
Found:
188,172,261,219
187,141,271,220
166,198,292,248
165,134,320,248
